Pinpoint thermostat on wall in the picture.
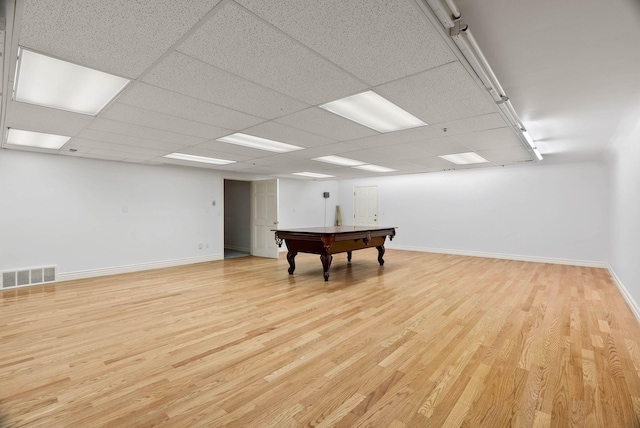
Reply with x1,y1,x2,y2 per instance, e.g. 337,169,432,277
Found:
323,192,330,198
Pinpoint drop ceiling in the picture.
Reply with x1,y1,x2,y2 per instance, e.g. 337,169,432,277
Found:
1,0,638,179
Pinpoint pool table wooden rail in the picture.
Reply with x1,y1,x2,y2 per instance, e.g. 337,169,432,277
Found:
273,226,396,281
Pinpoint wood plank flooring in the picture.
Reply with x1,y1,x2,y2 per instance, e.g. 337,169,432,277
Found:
2,250,640,427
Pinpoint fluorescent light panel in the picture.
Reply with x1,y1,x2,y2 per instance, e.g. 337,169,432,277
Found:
164,153,236,165
292,172,335,178
353,164,397,173
7,128,70,150
217,133,303,153
312,155,365,166
439,152,489,165
319,90,427,133
14,48,130,115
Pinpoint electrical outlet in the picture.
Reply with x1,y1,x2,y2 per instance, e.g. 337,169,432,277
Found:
198,243,203,249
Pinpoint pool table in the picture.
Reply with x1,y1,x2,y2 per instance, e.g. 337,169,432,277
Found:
273,226,396,281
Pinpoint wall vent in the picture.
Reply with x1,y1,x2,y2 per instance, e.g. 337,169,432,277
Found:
1,266,56,289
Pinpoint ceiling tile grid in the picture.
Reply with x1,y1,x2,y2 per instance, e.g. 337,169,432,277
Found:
4,0,540,179
375,61,497,125
178,2,368,105
117,83,266,130
235,0,456,85
347,126,447,149
88,118,206,147
19,0,222,78
142,52,309,119
76,129,189,152
101,103,232,141
6,101,94,137
434,113,508,136
240,121,337,149
453,127,523,151
275,108,378,142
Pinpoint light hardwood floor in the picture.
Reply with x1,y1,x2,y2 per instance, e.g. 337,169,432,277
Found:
2,250,640,427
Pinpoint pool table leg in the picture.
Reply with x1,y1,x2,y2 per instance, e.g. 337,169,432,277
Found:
287,251,297,274
320,253,333,281
347,251,352,262
376,245,385,265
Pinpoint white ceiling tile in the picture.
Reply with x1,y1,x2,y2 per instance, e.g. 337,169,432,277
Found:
88,118,205,146
477,146,533,163
178,2,367,105
410,156,458,170
236,0,455,85
217,162,264,172
182,144,254,162
19,0,221,78
435,113,508,135
288,142,363,158
6,101,94,136
195,140,280,158
275,108,378,141
66,151,127,162
369,143,433,161
76,129,187,152
250,154,302,166
339,149,396,164
65,138,168,157
231,165,280,175
417,136,470,156
348,126,446,148
102,103,231,140
117,83,265,130
376,61,496,124
378,159,430,171
453,127,523,151
142,52,309,119
240,121,336,148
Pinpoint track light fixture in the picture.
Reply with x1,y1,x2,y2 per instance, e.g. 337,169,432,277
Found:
423,0,542,162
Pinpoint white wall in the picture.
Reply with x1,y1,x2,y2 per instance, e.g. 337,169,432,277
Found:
0,151,223,277
0,150,614,284
224,179,250,251
609,110,640,309
338,162,609,264
279,179,340,229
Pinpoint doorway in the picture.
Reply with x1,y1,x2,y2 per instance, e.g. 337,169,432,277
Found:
224,179,251,259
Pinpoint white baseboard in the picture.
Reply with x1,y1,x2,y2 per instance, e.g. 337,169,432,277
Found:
607,265,640,323
57,254,223,282
385,244,609,268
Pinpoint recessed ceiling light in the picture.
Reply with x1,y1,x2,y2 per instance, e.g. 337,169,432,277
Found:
439,152,489,165
353,164,397,173
319,90,427,133
292,172,335,178
14,48,130,115
163,153,236,165
217,133,303,153
312,155,365,166
6,128,71,150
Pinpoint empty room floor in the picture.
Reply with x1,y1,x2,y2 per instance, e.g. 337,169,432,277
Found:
2,250,640,427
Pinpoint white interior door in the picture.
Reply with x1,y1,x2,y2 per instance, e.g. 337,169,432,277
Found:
354,185,378,226
252,179,279,258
